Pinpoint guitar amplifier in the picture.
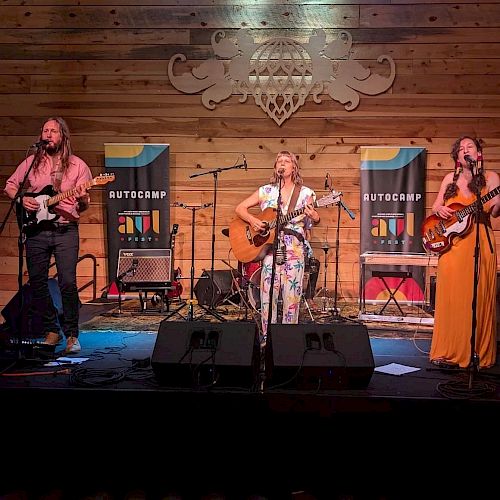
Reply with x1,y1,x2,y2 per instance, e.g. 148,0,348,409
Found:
117,248,171,290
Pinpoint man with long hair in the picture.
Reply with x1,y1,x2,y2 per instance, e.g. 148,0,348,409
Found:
4,117,92,353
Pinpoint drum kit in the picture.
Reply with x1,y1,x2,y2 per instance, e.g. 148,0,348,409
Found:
226,244,322,320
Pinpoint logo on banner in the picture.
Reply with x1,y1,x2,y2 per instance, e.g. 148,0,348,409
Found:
371,212,415,247
117,210,161,242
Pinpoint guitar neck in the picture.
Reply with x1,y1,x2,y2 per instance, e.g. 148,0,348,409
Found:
457,186,500,219
268,204,313,230
48,179,95,207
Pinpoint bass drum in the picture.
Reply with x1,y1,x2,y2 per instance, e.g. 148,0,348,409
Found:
248,267,261,312
248,261,320,309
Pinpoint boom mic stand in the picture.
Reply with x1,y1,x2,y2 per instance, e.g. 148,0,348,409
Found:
163,203,225,322
263,173,285,388
114,259,138,315
325,176,357,323
189,156,247,311
0,144,46,367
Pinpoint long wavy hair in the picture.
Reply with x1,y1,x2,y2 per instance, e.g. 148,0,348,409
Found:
269,150,303,185
444,135,485,201
32,117,73,174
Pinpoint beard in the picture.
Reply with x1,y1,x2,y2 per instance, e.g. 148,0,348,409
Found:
45,143,61,156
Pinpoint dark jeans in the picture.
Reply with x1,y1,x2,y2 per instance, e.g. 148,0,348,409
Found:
25,223,80,338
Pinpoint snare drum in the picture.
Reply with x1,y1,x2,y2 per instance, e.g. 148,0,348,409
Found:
304,257,320,299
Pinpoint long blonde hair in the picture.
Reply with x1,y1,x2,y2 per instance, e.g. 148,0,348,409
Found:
269,150,303,185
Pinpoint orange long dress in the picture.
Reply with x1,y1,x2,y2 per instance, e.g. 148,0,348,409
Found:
430,186,497,368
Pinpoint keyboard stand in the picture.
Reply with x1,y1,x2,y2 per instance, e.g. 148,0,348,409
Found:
371,270,412,316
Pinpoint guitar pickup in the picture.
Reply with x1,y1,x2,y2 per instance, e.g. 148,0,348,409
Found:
430,241,445,249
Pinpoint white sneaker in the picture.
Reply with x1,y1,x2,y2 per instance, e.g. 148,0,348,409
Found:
65,336,81,354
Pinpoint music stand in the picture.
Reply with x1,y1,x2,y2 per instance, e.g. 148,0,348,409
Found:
163,203,225,322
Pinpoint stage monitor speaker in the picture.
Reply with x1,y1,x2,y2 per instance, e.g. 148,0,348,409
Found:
152,321,259,388
117,248,171,290
1,278,63,337
266,323,374,390
194,270,233,307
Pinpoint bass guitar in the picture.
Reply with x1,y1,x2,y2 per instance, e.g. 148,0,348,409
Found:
17,173,115,233
229,190,341,263
421,185,500,255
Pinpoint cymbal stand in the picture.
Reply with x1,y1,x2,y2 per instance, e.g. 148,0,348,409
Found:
301,289,315,321
163,202,225,322
314,242,331,313
189,156,247,311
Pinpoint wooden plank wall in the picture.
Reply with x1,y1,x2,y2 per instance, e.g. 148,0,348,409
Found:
0,0,499,309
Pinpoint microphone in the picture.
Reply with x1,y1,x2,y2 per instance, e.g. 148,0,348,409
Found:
324,172,330,190
464,154,476,165
32,139,50,148
278,168,285,176
243,155,247,171
132,258,139,276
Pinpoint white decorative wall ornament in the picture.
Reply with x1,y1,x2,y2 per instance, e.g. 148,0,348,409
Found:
168,29,396,126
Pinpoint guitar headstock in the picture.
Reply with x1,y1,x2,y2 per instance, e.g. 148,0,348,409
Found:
317,190,342,207
93,173,116,185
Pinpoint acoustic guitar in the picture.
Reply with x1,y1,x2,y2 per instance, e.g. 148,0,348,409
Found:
17,173,115,233
229,191,341,263
421,185,500,255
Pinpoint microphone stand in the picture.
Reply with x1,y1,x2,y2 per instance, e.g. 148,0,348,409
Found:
163,203,225,322
189,159,246,312
114,261,138,315
264,174,285,387
326,182,357,323
467,187,481,388
0,146,43,366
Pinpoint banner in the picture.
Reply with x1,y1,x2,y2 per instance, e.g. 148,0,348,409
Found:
360,147,426,303
104,144,170,283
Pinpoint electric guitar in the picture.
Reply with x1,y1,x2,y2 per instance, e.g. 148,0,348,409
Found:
17,173,115,233
167,223,183,299
421,185,500,255
229,190,341,263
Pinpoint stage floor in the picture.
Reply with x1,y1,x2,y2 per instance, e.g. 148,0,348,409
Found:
1,299,499,499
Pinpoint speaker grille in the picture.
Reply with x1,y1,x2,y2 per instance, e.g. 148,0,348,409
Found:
117,248,171,289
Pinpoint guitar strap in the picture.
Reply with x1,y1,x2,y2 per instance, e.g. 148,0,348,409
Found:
287,184,301,214
282,185,305,244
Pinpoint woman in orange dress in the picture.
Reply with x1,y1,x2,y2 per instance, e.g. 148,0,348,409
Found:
430,136,500,369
